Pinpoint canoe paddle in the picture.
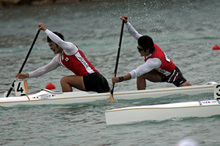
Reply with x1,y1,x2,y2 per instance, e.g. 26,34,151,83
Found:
5,29,40,97
109,19,125,102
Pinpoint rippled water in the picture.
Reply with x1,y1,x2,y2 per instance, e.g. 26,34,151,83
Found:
0,0,220,145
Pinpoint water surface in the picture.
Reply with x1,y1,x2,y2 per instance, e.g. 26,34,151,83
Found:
0,0,220,145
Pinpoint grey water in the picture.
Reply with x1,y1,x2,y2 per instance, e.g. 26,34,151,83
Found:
0,0,220,145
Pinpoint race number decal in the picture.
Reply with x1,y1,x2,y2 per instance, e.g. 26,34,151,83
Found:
199,100,219,105
14,81,29,96
214,84,220,99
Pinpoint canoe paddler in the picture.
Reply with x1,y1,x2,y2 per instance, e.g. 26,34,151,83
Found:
16,23,110,93
112,16,191,90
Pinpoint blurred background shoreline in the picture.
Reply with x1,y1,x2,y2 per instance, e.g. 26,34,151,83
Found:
0,0,107,7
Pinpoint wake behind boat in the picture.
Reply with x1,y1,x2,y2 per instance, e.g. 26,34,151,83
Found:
0,83,217,107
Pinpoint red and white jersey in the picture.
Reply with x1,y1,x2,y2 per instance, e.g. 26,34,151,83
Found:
129,44,176,79
144,44,176,77
59,49,98,76
29,29,98,78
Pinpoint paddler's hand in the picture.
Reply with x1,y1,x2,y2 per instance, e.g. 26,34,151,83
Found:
120,16,128,23
16,73,29,79
112,77,119,83
112,76,124,83
38,23,46,31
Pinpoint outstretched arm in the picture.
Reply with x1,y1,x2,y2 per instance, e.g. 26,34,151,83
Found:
112,58,161,83
121,16,142,40
16,56,60,79
38,23,78,55
28,56,60,78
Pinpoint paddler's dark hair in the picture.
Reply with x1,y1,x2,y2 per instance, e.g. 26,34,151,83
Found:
138,35,155,54
47,32,65,43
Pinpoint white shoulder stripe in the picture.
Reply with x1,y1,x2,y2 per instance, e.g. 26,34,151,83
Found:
75,52,94,74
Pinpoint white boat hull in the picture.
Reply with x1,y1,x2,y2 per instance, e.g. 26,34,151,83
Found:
105,100,220,125
0,84,215,107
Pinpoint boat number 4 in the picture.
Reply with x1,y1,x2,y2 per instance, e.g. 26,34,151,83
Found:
214,84,220,99
17,82,24,92
14,81,29,97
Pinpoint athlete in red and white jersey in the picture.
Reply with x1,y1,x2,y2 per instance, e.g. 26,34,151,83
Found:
112,16,191,90
16,23,110,93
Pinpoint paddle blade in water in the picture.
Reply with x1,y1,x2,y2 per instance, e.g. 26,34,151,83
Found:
109,94,114,102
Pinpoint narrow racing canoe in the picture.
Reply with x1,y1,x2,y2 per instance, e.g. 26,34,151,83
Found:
0,83,216,107
105,99,220,125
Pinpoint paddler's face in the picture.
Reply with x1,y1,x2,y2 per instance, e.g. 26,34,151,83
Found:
137,45,150,57
49,42,62,54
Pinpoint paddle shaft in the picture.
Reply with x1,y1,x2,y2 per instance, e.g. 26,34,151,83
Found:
6,29,40,97
111,20,125,95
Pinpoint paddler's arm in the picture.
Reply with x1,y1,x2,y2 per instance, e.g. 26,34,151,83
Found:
16,56,60,79
120,16,142,40
112,58,161,83
15,73,29,79
112,73,131,83
38,23,77,55
28,56,60,78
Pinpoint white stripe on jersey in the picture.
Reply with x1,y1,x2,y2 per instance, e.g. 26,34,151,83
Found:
168,69,176,82
172,72,179,82
75,52,94,74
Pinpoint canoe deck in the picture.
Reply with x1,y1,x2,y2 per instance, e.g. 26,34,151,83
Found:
0,84,215,107
105,99,220,125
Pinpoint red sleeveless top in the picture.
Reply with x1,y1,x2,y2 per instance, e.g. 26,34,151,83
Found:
145,44,176,77
60,49,99,76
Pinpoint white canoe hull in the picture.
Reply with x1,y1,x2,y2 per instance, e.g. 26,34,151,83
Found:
0,84,215,107
105,100,220,125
